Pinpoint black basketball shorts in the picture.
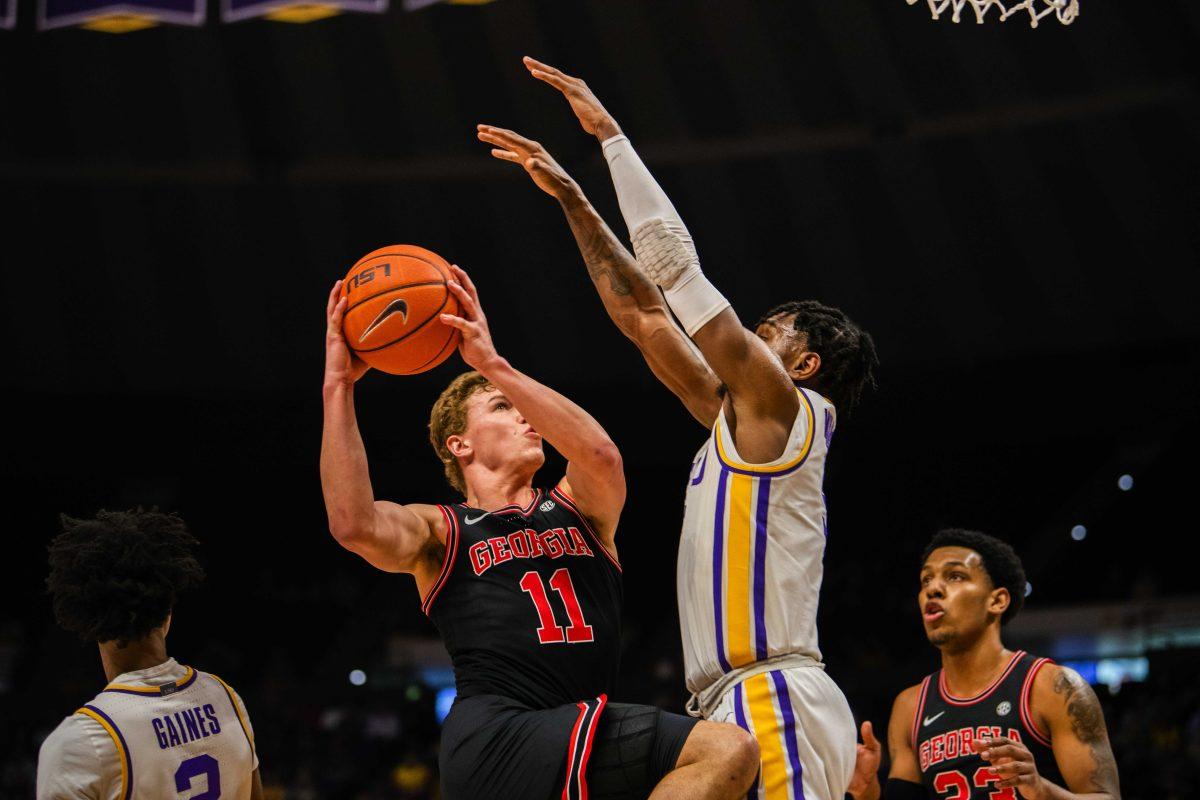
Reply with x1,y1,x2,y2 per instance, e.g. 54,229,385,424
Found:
440,694,699,800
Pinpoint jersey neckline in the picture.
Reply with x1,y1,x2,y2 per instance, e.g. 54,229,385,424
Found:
937,649,1026,706
457,487,543,517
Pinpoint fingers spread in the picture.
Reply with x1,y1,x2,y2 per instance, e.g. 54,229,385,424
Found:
449,265,479,301
447,280,477,319
439,313,469,331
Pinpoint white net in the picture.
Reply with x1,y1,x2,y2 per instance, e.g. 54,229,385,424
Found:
905,0,1079,27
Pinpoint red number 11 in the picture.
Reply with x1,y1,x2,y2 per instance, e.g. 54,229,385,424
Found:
519,568,595,644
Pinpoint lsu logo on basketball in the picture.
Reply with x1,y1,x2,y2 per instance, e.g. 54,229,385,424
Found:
348,262,392,290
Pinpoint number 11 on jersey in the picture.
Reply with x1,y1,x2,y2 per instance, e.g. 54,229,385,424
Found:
519,568,595,644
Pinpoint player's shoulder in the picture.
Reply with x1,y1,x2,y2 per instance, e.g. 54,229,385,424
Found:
1028,659,1082,710
40,710,106,763
892,681,926,715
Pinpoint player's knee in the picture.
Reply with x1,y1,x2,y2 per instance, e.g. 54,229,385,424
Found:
726,726,760,784
700,723,758,786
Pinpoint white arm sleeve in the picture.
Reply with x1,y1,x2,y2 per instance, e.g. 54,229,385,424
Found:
37,715,114,800
601,134,730,336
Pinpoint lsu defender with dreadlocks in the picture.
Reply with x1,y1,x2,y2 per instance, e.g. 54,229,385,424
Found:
39,509,262,800
478,57,879,800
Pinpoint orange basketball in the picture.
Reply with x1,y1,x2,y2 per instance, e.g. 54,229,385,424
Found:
340,245,461,375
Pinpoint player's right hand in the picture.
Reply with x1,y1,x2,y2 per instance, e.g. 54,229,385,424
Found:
847,721,882,800
324,280,371,389
523,57,622,142
477,125,578,201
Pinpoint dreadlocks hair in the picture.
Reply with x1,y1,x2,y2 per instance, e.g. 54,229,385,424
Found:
922,528,1027,625
754,300,878,414
46,509,205,647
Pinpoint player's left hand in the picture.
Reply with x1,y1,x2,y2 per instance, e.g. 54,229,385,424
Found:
477,124,578,202
440,265,500,372
973,736,1047,799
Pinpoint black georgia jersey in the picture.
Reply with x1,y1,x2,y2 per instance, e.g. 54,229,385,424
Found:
913,650,1063,800
424,486,622,710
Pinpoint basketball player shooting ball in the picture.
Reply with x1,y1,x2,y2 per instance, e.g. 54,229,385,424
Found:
478,57,879,800
38,510,262,800
849,529,1121,800
321,267,759,800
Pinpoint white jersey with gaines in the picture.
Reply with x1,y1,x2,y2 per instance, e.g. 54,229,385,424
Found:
37,658,257,800
678,387,835,694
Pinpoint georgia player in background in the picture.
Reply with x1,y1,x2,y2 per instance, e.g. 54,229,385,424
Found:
849,529,1121,800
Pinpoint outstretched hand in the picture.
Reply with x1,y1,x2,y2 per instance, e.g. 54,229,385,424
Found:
847,721,882,800
523,56,622,142
325,280,371,389
440,265,500,372
477,124,578,201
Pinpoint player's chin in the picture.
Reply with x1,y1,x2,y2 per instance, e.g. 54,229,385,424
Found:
926,625,955,647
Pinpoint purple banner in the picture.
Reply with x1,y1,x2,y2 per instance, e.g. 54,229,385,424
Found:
1,0,15,29
39,0,204,29
222,0,386,23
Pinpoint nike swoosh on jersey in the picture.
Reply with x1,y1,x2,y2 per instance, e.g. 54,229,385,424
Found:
358,299,409,343
924,711,946,726
464,513,492,525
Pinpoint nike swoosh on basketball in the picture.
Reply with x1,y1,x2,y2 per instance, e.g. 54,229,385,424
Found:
924,711,946,726
358,298,409,343
464,512,492,525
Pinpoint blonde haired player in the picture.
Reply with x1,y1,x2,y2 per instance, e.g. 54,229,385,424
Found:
38,510,261,800
478,58,880,800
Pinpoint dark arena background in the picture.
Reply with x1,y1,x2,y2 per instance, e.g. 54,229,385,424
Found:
2,1,1199,798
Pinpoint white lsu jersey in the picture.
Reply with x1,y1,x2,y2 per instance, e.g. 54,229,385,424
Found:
37,658,257,800
678,388,835,694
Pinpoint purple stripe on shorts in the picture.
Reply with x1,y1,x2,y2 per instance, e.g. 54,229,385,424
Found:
753,478,772,661
713,466,732,673
769,671,806,800
732,683,760,799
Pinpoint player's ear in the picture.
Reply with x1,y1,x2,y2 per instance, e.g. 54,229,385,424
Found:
447,434,471,459
789,351,821,382
161,612,173,638
988,587,1011,620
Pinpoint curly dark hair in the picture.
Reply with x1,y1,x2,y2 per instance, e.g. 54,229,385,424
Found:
922,528,1027,625
46,509,206,646
754,300,878,414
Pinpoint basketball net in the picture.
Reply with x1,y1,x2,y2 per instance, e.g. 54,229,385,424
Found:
905,0,1079,27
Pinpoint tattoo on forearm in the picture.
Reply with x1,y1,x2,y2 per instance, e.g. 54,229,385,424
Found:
562,201,653,300
1054,670,1121,797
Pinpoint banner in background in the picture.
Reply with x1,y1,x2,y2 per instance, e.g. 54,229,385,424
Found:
1,0,15,29
39,0,204,31
222,0,385,24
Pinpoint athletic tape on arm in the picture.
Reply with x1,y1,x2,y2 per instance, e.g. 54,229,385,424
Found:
602,135,730,336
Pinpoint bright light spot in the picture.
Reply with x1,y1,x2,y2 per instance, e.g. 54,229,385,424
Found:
435,687,457,724
349,669,367,686
1071,525,1087,541
1025,582,1033,597
1118,474,1134,491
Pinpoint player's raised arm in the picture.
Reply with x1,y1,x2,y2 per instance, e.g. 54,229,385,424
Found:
438,265,625,548
525,58,800,450
477,123,722,427
972,665,1121,800
320,281,445,572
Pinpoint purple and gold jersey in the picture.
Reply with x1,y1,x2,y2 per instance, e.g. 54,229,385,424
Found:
678,388,836,695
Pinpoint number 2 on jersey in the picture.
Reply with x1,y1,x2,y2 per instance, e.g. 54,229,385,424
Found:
520,568,594,644
176,754,221,799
